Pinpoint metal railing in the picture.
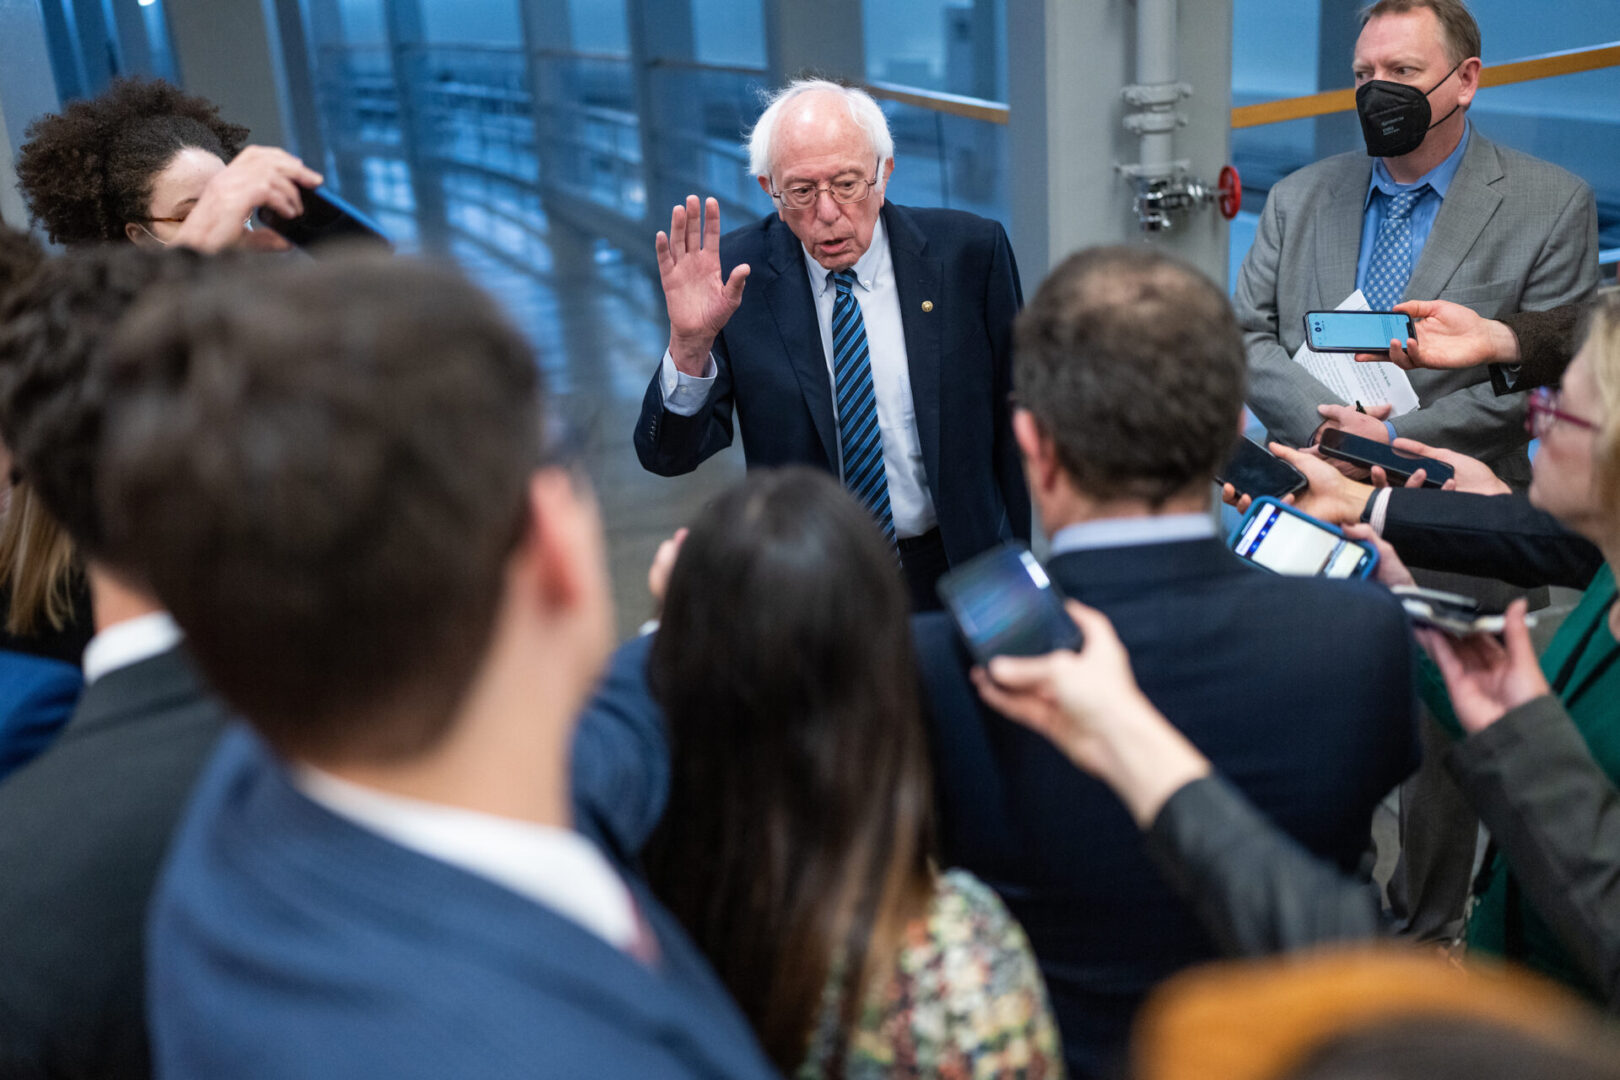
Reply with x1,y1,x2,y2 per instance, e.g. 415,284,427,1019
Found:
1232,40,1620,128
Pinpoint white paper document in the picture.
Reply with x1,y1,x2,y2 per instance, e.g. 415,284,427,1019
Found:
1290,290,1421,416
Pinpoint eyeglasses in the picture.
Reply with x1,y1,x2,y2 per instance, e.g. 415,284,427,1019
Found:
146,215,254,229
1526,385,1599,440
770,162,880,211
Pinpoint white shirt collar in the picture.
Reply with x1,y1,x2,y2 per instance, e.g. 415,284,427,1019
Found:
802,215,889,296
291,765,639,951
81,611,183,684
1049,513,1218,556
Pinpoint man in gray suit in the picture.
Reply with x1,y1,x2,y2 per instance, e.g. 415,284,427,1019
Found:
1234,0,1597,486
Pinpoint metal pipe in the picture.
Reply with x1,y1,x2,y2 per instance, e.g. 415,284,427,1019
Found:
1135,0,1177,174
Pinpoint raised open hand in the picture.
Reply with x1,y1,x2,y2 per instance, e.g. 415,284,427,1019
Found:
656,196,750,375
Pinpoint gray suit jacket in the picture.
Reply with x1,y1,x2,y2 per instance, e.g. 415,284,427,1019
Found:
1233,130,1598,483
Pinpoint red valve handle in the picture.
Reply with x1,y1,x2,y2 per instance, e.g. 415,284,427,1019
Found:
1218,164,1242,220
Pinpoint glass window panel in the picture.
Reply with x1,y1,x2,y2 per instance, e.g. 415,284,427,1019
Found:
690,0,765,68
337,0,387,45
419,0,522,45
864,0,1005,101
569,0,629,55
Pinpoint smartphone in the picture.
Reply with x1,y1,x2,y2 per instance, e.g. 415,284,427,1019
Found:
1317,428,1454,488
1215,435,1307,500
1389,585,1506,636
936,543,1082,667
1303,310,1416,353
1229,497,1379,579
254,186,391,250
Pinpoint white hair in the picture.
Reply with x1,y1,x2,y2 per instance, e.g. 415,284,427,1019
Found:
746,79,895,180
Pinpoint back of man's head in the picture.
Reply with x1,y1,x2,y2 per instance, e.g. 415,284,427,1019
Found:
1013,246,1246,507
0,245,211,576
99,254,546,764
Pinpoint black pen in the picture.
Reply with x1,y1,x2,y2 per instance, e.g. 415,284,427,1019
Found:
1354,401,1367,414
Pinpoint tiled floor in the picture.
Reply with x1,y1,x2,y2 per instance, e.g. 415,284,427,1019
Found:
450,218,745,640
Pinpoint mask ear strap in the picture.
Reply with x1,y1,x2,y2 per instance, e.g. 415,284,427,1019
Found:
135,223,171,248
1425,58,1466,96
1422,59,1468,133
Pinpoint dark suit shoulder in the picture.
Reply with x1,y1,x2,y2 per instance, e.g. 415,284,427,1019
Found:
718,211,780,270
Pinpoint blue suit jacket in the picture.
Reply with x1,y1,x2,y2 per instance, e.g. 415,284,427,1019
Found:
634,202,1031,565
0,649,82,782
147,726,779,1080
572,632,666,863
913,538,1419,1078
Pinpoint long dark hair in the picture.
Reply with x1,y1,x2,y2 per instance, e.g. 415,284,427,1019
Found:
644,467,935,1074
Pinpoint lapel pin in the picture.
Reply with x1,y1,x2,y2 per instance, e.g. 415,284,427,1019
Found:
921,300,934,312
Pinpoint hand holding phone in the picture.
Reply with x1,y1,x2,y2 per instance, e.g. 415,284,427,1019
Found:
1389,585,1527,637
1229,497,1380,579
1215,435,1307,500
1317,428,1454,488
255,186,391,250
1304,310,1417,353
937,544,1082,667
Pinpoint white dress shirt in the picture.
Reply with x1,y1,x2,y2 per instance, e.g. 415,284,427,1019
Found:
293,766,639,952
659,218,938,538
81,611,183,684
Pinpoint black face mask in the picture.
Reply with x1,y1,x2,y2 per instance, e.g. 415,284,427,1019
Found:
1355,60,1464,158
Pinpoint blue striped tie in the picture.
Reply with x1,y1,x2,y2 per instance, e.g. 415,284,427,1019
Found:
831,269,895,544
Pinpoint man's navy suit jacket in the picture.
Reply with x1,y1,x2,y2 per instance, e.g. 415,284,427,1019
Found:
147,722,778,1080
634,202,1031,564
912,538,1419,1078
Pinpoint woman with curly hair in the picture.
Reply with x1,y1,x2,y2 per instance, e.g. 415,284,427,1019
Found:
16,77,320,251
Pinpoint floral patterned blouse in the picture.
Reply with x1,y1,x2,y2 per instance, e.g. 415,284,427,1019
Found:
797,868,1064,1079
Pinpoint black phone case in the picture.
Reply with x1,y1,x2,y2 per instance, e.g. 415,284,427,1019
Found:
1317,430,1453,488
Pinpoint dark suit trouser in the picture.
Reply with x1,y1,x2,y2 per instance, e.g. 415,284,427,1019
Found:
1390,706,1480,943
899,528,949,612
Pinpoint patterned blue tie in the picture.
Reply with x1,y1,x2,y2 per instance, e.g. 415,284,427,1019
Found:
1363,186,1428,310
831,269,895,544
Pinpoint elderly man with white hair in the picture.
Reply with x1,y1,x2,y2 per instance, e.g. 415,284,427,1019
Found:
634,78,1029,609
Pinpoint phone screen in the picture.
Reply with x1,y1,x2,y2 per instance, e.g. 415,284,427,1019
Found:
937,545,1081,665
1216,436,1306,499
1317,429,1455,487
1233,503,1370,578
1305,311,1413,352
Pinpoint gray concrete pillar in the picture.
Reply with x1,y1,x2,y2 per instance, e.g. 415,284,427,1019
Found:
762,0,864,87
0,0,62,231
1007,0,1234,287
627,0,694,228
381,0,449,251
163,0,287,147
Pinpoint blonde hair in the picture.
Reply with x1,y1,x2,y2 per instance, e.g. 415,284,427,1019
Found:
1580,292,1620,514
0,482,81,637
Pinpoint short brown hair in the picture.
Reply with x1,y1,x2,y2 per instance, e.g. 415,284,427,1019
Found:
1013,246,1247,506
99,254,545,763
1360,0,1482,66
